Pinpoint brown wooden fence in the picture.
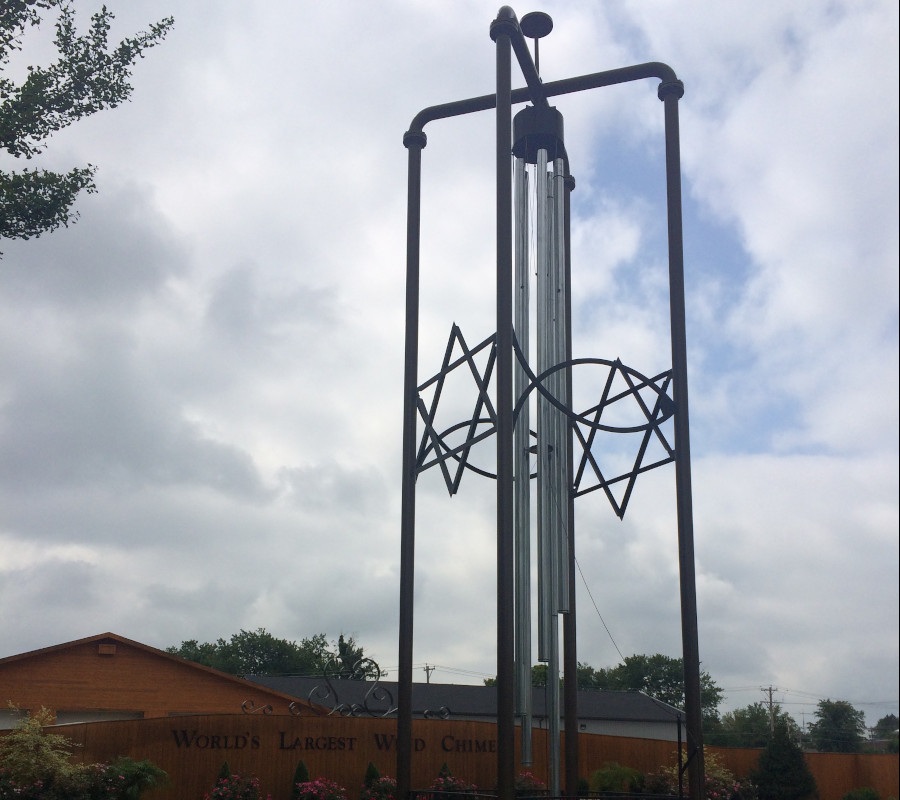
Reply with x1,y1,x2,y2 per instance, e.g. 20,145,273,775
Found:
31,715,900,800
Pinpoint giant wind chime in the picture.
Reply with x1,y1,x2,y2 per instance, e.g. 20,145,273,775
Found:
397,8,705,800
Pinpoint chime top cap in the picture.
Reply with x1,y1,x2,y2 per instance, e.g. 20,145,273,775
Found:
520,12,553,39
512,104,565,164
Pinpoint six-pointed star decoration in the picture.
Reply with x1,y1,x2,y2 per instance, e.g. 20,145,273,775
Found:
415,325,677,517
415,325,497,495
568,358,675,518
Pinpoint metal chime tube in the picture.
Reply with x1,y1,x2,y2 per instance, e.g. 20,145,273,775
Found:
552,156,570,615
535,148,570,797
536,146,553,666
513,155,533,766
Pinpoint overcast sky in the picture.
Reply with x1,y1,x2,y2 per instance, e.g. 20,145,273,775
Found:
0,1,897,730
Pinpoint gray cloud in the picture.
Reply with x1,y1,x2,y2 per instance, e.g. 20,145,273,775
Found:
0,0,895,727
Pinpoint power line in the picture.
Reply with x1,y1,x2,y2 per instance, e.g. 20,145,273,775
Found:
575,555,625,662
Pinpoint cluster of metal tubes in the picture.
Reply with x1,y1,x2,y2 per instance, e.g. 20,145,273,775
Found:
513,150,571,793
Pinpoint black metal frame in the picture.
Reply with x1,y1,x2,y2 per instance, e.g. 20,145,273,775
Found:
398,8,703,800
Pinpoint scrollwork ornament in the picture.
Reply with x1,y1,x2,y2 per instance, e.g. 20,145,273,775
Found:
241,700,273,715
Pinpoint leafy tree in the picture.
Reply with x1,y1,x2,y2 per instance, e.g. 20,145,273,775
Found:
485,654,723,724
594,653,723,725
166,628,381,678
0,1,172,247
751,720,817,800
873,713,898,752
809,699,866,753
873,713,898,739
334,633,376,678
707,701,799,748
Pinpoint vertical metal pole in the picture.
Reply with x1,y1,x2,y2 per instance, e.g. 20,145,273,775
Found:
491,10,516,800
398,130,426,800
658,78,704,800
562,170,579,797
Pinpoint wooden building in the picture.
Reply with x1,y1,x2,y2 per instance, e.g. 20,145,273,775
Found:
1,633,897,800
0,632,311,728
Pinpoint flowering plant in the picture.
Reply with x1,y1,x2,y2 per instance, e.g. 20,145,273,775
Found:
204,773,272,800
429,775,478,794
514,771,546,796
361,775,397,800
644,750,758,800
0,758,167,799
294,778,349,800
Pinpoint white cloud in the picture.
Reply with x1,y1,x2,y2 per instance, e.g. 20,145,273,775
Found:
0,0,895,728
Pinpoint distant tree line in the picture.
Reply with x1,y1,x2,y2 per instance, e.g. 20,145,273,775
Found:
486,653,724,726
710,699,896,754
485,653,895,755
166,628,381,679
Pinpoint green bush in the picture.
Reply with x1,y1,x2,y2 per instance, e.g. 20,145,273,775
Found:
101,758,168,799
0,707,166,799
842,790,879,800
751,722,816,800
589,762,644,793
291,761,310,799
0,707,82,784
364,763,381,788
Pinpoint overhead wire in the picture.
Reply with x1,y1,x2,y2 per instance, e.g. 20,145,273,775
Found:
574,554,625,662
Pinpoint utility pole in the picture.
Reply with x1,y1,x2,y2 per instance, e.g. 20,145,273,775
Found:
762,686,777,734
423,664,434,684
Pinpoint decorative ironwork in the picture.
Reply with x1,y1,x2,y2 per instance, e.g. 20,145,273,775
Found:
415,325,497,493
288,700,311,716
415,324,676,518
240,700,273,715
299,657,399,718
423,706,451,719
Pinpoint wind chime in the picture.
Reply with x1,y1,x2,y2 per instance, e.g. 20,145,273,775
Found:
397,8,705,800
512,98,571,780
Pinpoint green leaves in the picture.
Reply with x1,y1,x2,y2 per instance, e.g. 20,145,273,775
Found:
809,698,867,753
0,2,172,246
1,4,173,159
166,628,382,678
0,165,96,240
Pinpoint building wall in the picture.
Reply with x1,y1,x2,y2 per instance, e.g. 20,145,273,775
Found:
10,715,895,800
0,638,299,725
577,719,679,741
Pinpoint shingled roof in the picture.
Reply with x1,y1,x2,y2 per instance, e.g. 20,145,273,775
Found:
246,675,682,724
